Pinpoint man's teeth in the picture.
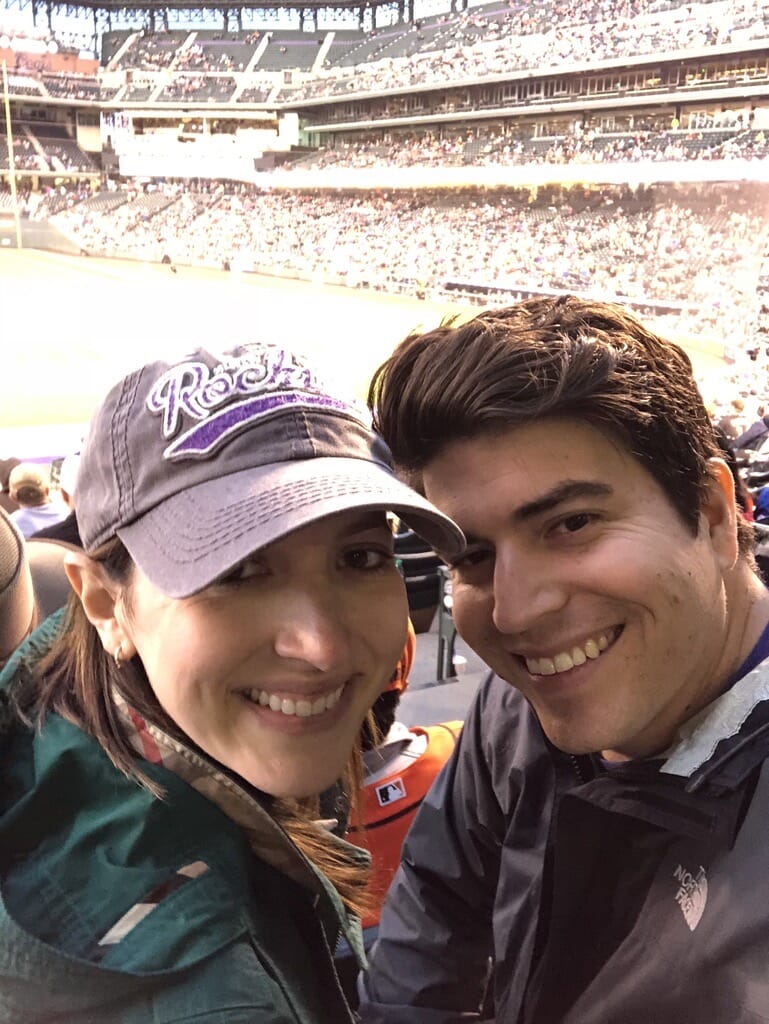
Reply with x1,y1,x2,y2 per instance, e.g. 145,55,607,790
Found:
525,632,612,676
246,683,345,717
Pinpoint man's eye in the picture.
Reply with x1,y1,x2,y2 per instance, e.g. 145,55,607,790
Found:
449,547,492,571
554,513,597,535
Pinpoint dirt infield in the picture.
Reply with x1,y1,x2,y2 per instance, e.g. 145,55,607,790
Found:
0,249,728,458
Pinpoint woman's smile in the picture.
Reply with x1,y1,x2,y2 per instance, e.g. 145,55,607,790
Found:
238,679,354,735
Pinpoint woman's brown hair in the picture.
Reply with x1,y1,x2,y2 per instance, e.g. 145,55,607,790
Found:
12,537,372,917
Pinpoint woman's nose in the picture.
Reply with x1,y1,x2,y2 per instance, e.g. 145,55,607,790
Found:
271,590,349,671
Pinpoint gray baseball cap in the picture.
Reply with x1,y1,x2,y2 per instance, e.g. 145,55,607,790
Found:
76,342,464,598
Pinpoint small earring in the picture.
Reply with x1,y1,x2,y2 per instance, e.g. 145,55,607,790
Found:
113,643,124,669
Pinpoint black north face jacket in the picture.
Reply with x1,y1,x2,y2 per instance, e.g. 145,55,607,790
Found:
359,662,769,1023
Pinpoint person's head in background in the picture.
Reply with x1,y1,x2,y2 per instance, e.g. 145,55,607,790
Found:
18,342,461,912
8,463,50,510
369,295,769,763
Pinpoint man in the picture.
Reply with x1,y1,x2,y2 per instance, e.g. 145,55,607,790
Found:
8,463,67,539
358,296,769,1023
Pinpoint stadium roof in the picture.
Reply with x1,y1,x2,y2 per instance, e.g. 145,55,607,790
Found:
15,0,399,12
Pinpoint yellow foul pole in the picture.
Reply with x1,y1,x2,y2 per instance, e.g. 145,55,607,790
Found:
1,61,23,250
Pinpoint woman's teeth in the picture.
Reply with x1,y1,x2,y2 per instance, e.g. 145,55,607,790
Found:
246,682,345,717
525,631,614,676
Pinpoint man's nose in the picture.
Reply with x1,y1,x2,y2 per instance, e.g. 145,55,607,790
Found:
491,546,569,637
272,589,349,672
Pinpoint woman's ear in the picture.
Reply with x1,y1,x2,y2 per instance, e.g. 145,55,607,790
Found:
702,458,739,571
64,553,135,659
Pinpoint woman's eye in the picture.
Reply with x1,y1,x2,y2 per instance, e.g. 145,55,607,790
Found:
218,557,268,584
344,547,393,571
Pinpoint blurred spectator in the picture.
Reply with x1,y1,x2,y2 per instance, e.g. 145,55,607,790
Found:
734,411,769,451
718,398,748,443
31,453,82,547
8,464,67,538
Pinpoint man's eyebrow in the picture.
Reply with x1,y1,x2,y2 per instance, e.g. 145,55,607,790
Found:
513,481,613,523
458,481,614,548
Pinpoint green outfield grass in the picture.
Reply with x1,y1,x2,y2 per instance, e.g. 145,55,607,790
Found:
0,248,727,459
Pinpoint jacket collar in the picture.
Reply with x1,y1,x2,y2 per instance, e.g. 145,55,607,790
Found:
112,687,368,903
661,652,769,787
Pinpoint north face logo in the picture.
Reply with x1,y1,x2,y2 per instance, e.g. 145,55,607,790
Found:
376,779,406,807
673,864,708,931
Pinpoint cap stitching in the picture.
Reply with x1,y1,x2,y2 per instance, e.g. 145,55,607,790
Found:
127,475,442,570
114,371,142,537
294,407,314,457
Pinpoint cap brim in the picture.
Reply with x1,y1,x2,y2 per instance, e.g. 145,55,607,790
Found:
117,457,464,598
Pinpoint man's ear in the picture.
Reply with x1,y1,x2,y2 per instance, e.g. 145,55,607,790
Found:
702,458,739,570
64,552,135,659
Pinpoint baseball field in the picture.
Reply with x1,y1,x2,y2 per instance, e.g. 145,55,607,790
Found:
0,247,728,459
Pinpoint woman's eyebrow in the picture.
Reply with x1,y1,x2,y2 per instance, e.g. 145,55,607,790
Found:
335,512,391,534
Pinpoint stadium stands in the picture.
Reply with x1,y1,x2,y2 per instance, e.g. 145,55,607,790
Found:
3,0,769,389
43,179,767,352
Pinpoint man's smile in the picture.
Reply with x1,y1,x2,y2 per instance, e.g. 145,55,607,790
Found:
518,626,623,677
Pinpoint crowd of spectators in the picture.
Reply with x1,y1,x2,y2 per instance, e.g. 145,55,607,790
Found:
277,0,763,100
29,183,92,218
0,128,93,173
290,122,769,170
41,75,102,101
0,136,42,172
2,0,766,114
156,75,237,102
45,181,767,351
113,28,264,73
79,0,769,107
174,44,239,73
114,31,187,72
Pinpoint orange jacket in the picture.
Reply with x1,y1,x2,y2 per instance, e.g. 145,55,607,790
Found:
349,721,462,929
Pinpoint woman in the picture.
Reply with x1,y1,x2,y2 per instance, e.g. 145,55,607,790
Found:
0,341,463,1023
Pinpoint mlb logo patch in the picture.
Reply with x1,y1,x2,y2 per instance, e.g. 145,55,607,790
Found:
376,778,407,807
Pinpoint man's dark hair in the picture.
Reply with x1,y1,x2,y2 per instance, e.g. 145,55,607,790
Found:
369,295,753,555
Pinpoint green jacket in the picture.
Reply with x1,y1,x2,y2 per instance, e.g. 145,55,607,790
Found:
0,614,366,1023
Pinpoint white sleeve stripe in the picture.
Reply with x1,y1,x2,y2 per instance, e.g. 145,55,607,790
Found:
97,902,156,946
